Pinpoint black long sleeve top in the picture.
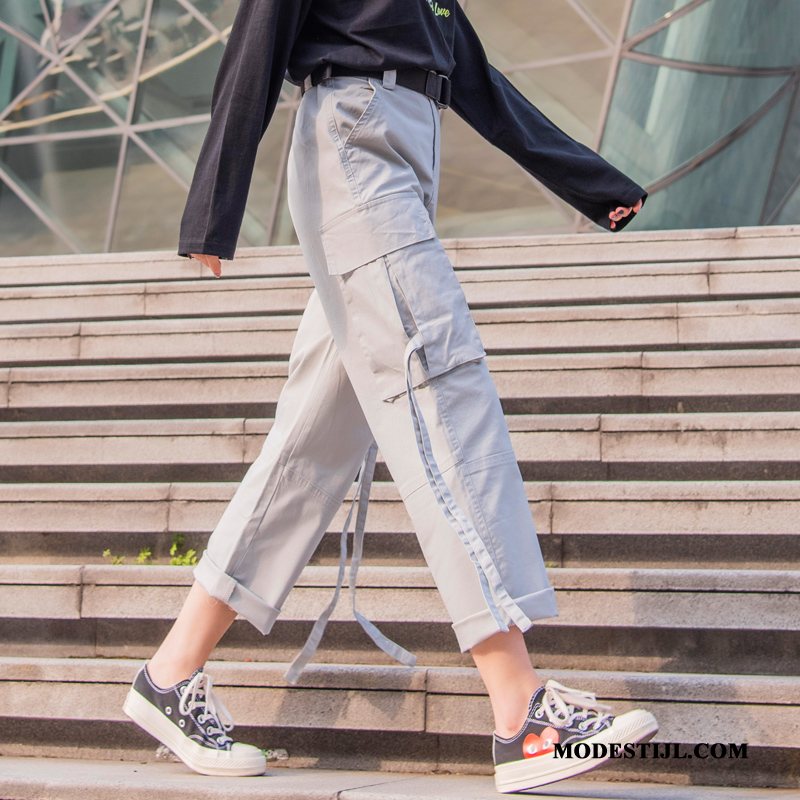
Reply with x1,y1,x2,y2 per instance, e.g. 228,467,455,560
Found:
177,0,648,261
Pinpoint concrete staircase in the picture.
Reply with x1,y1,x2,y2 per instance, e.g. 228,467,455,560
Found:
0,225,798,791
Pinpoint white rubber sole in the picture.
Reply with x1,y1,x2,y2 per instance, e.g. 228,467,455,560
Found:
122,686,267,776
494,709,659,793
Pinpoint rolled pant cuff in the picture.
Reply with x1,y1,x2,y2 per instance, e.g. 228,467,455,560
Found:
193,550,280,635
451,586,559,653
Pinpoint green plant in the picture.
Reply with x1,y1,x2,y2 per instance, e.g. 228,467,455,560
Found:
102,536,198,566
169,533,198,566
102,547,126,565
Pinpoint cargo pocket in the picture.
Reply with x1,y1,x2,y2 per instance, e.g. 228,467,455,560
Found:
318,191,487,402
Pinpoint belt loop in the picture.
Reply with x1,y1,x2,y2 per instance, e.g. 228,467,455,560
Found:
382,68,397,90
323,62,333,81
302,74,313,93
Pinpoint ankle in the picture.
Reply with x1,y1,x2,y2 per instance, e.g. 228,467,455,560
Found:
146,657,201,690
494,682,543,739
495,714,528,740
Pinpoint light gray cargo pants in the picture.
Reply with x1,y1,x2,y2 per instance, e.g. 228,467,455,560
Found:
193,69,558,683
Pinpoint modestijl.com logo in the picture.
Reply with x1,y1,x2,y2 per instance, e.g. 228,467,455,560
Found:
555,741,748,760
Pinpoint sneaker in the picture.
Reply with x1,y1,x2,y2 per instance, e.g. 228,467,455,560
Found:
493,679,658,793
122,662,266,776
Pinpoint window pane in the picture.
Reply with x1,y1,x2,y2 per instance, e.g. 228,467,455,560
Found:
111,137,187,252
764,91,800,223
48,1,122,50
602,58,786,185
467,0,608,68
633,0,800,68
507,57,612,144
630,91,791,229
0,29,116,138
625,0,700,36
182,0,240,32
67,0,147,119
0,181,70,255
0,2,54,51
437,113,568,237
579,0,627,40
0,134,120,250
138,122,208,182
774,183,800,225
133,0,226,124
0,71,112,139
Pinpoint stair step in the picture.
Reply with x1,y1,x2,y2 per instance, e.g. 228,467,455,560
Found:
3,297,800,367
3,258,800,324
0,656,796,760
2,563,797,630
1,225,797,288
0,246,306,288
446,226,800,267
2,566,797,673
0,481,797,570
2,412,800,482
3,349,800,421
0,225,800,286
4,610,796,676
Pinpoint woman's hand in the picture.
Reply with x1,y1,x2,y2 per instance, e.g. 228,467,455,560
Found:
190,252,222,278
609,196,644,229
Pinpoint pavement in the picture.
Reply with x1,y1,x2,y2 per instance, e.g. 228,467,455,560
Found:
0,756,796,800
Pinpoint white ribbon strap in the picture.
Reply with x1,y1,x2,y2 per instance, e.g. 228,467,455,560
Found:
349,441,416,667
284,485,357,684
285,440,414,684
402,333,532,633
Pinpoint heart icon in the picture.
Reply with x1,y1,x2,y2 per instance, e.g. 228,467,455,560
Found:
522,727,559,758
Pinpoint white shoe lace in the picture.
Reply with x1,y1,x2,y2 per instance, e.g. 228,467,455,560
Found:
536,679,614,733
178,670,235,747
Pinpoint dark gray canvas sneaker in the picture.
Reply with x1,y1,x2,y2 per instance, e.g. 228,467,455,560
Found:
493,679,658,793
122,661,266,776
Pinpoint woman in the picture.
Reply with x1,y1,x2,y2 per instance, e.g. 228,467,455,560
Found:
122,0,654,793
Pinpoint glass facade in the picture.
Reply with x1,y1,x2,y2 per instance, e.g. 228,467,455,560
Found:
0,0,797,257
601,0,800,230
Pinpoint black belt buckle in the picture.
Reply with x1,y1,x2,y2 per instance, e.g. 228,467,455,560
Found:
301,63,333,94
425,70,451,109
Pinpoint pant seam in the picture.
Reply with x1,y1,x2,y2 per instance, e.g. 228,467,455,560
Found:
428,363,506,572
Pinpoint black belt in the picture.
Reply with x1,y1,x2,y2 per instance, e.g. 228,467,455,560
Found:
301,63,452,109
